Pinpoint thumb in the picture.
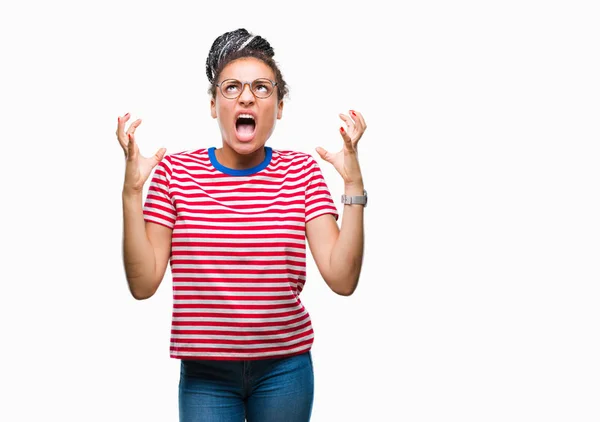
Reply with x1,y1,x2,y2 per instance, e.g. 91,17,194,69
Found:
152,148,167,166
315,147,330,162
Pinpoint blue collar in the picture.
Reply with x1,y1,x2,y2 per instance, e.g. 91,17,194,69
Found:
208,146,272,176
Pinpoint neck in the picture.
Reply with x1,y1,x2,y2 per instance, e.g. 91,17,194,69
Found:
215,143,266,170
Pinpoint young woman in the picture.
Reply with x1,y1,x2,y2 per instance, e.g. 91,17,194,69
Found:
117,28,367,422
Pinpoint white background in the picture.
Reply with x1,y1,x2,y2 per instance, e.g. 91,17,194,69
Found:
1,0,599,421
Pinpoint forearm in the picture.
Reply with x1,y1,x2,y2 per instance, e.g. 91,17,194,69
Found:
122,191,157,299
328,182,365,295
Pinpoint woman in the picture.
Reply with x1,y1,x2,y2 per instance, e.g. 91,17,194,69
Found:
117,28,367,422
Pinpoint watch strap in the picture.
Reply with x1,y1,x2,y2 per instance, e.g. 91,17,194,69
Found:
341,190,367,207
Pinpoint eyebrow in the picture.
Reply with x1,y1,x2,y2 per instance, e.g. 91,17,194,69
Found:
220,78,272,81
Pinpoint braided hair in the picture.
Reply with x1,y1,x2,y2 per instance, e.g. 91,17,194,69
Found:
206,28,288,101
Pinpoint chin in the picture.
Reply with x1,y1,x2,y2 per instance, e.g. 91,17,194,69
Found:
229,137,266,155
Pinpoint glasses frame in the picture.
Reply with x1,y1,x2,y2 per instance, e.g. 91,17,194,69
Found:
215,78,278,100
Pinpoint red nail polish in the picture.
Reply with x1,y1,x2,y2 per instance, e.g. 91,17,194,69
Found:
340,127,345,133
351,110,356,116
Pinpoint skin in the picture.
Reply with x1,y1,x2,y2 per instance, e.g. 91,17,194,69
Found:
210,57,284,170
116,57,367,299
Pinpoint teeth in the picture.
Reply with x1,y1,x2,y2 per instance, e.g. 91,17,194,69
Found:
237,114,255,120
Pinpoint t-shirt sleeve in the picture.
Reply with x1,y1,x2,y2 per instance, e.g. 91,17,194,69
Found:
143,156,177,229
305,156,339,223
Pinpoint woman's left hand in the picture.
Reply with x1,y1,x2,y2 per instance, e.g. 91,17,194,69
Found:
316,110,367,186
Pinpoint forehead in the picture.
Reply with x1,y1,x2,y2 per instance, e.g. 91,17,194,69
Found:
219,57,275,81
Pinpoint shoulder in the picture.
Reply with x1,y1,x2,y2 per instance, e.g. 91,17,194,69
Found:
155,148,210,178
165,148,208,162
270,148,318,168
162,148,210,167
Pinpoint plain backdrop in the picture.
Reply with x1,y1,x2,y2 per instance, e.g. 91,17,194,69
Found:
1,0,599,421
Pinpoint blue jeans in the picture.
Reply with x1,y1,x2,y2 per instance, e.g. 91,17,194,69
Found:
178,351,314,422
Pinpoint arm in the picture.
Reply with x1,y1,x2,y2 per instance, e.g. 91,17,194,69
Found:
309,109,367,296
122,191,173,300
306,181,364,296
116,112,171,300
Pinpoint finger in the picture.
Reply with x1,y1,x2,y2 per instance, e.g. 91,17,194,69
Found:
117,112,131,134
339,113,355,132
339,126,354,150
350,110,367,131
126,118,142,136
315,147,331,162
349,110,365,134
349,110,366,147
116,125,128,151
126,132,137,161
116,113,131,148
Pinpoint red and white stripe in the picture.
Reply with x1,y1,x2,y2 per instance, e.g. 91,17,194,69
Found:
143,148,338,360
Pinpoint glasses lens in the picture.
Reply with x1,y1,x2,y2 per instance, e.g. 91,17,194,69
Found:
251,79,274,98
221,79,242,98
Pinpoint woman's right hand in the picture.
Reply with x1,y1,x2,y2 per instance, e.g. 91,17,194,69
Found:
116,113,166,195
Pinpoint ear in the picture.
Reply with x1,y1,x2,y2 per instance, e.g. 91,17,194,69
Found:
210,97,217,119
277,99,284,120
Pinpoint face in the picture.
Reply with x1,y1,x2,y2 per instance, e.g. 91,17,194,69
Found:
211,57,284,155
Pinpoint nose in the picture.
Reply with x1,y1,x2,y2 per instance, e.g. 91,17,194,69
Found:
237,82,255,106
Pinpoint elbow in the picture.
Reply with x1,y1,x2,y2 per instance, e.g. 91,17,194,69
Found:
330,277,359,297
329,261,362,297
131,290,154,300
127,278,158,300
334,288,355,297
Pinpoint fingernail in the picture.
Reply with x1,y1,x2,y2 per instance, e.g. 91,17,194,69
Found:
350,110,356,116
340,127,345,133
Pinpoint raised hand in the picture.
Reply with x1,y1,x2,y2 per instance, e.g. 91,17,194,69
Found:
316,110,367,186
116,113,166,195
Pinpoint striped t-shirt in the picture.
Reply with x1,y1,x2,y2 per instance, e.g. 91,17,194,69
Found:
142,146,339,361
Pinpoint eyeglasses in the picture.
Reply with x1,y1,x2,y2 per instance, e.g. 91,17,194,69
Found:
215,78,278,100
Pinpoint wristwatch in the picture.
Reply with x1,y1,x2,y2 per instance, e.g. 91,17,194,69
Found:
341,189,367,207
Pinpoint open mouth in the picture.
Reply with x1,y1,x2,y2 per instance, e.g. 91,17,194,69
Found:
235,113,256,142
